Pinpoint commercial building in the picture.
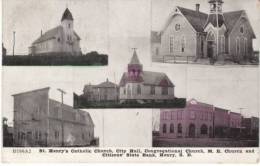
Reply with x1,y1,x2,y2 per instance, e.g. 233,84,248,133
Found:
13,87,94,147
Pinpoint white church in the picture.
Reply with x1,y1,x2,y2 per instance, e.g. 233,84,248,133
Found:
29,8,82,56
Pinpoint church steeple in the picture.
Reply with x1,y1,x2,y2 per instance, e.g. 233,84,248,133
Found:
209,0,223,14
127,49,143,82
61,8,74,21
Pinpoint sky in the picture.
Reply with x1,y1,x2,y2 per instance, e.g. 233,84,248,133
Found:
152,0,260,50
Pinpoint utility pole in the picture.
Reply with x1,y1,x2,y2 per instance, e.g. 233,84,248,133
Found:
57,88,66,147
13,31,15,56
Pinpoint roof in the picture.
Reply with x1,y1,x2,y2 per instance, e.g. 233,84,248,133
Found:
61,8,74,21
204,14,225,28
186,99,213,108
49,99,94,126
151,31,161,43
32,26,80,44
119,71,174,87
214,107,229,112
177,6,208,32
12,87,50,96
95,79,118,88
129,50,141,64
32,26,63,44
223,10,244,32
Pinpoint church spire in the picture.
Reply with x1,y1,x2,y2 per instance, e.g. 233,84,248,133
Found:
61,8,74,21
209,0,224,14
129,49,141,65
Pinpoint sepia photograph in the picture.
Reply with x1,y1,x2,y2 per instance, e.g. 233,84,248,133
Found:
151,0,259,65
2,0,109,66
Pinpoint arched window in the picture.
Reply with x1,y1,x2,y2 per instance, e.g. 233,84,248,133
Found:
207,31,215,41
200,124,208,134
137,84,141,95
170,123,174,133
163,124,167,133
178,123,182,133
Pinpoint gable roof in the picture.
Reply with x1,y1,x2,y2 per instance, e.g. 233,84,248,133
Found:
204,14,225,28
177,6,208,32
95,79,118,88
32,26,63,44
61,8,74,21
223,10,244,32
119,71,174,87
32,26,80,44
151,31,161,43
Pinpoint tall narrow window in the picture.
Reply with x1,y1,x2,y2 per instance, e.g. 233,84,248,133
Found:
170,123,174,133
221,35,225,53
236,38,240,56
244,38,247,56
150,86,155,95
163,124,167,133
170,36,174,53
178,123,182,133
137,84,141,95
181,36,185,52
155,47,159,56
162,86,168,95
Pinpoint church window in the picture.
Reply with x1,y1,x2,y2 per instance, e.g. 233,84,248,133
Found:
169,36,174,53
155,47,159,56
175,24,180,31
244,38,247,55
181,36,185,52
162,86,168,95
137,84,141,95
123,87,126,95
240,26,244,34
150,86,155,95
220,35,225,53
236,38,240,55
201,36,204,55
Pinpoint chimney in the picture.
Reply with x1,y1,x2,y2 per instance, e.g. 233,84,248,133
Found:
196,4,200,12
41,30,42,36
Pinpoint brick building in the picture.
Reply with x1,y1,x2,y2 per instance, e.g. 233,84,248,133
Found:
241,117,259,139
13,87,94,147
152,0,256,63
213,107,229,138
159,99,214,138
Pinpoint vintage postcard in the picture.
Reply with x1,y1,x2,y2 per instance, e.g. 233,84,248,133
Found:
1,0,259,164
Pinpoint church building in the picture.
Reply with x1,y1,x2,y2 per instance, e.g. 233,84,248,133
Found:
119,50,175,103
29,8,82,56
151,0,256,63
